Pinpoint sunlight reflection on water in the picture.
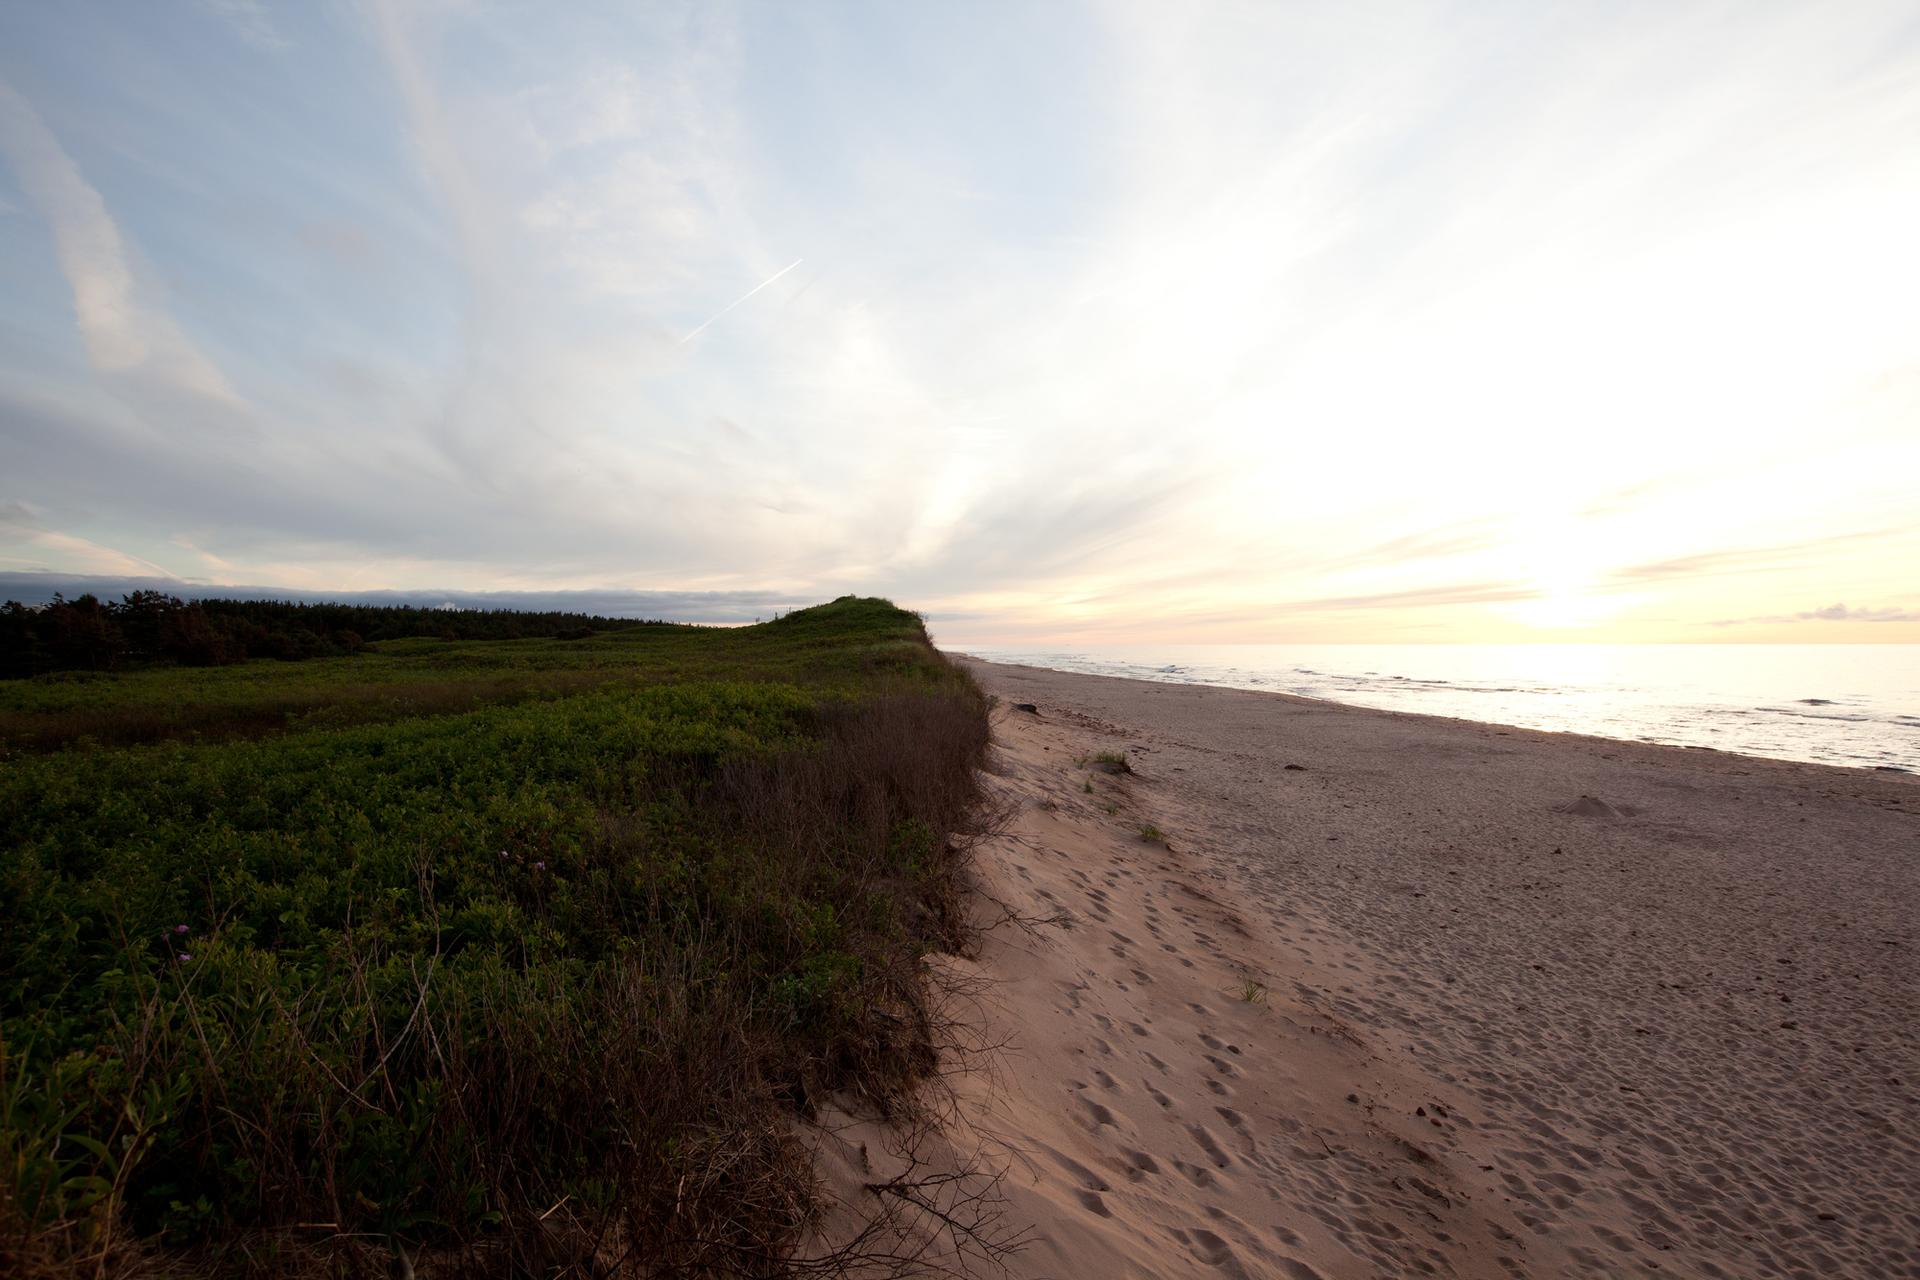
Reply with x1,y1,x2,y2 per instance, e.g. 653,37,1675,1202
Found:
962,644,1919,772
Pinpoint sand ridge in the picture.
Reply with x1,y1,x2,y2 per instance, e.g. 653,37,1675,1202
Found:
914,658,1918,1279
949,703,1577,1277
810,685,1579,1276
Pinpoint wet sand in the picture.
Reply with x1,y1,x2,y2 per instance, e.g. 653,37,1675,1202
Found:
827,657,1918,1278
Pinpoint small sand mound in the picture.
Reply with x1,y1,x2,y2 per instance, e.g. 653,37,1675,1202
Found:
1556,794,1625,818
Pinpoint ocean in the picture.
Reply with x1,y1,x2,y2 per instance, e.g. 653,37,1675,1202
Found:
958,644,1919,773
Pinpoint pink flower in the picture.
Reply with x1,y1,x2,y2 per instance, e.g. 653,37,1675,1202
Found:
177,953,192,962
534,860,546,871
174,924,190,935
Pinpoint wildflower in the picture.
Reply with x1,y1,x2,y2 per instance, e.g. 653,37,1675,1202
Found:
177,953,192,962
499,850,509,860
534,860,547,871
174,923,190,935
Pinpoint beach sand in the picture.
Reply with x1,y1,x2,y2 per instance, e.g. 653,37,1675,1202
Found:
814,658,1919,1278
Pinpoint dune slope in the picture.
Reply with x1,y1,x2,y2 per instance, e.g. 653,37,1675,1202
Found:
828,657,1918,1278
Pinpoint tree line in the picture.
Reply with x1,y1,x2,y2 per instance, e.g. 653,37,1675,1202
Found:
0,592,665,678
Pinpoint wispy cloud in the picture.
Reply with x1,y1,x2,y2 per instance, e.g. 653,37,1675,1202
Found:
1,5,1915,639
1277,581,1541,614
199,0,288,51
0,78,239,405
1801,603,1920,622
1712,602,1920,627
1611,528,1910,585
0,504,178,578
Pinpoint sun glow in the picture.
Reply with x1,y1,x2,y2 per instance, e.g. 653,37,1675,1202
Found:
0,4,1916,642
1502,514,1627,632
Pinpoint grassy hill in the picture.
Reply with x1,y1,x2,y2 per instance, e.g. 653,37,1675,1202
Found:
0,598,989,1277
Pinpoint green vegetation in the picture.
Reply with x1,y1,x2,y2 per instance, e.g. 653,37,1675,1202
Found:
0,597,989,1276
0,600,927,756
1091,751,1131,775
0,591,671,680
1136,822,1168,845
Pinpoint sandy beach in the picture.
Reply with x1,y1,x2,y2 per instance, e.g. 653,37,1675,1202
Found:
818,657,1920,1278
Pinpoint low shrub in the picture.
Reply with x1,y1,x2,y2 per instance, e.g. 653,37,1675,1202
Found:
0,598,989,1277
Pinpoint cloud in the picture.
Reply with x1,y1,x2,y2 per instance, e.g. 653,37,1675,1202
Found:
0,504,178,578
1710,602,1920,626
1801,603,1917,622
2,6,1917,640
0,78,240,406
1611,528,1910,585
199,0,289,51
1276,581,1541,614
1316,520,1511,574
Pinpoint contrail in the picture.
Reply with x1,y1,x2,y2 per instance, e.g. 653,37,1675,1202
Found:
679,258,804,343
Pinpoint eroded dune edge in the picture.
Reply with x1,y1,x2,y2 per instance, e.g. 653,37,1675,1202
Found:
808,656,1919,1280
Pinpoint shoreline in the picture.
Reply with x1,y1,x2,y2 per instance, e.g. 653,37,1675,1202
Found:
953,650,1918,776
962,655,1913,775
851,656,1918,1278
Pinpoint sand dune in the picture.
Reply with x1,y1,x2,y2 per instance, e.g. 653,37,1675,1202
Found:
815,658,1918,1278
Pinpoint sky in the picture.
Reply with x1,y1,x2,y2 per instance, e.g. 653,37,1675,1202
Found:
1,1,1916,644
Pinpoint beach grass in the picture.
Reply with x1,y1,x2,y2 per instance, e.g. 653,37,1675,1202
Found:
0,597,988,1276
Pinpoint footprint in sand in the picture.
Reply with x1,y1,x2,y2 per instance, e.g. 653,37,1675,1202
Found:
1040,1144,1110,1191
1189,1123,1233,1168
1079,1095,1118,1127
1172,1158,1218,1188
1180,1227,1235,1266
1073,1188,1113,1217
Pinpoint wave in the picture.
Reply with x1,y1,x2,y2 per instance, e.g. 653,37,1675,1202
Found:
965,645,1919,773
